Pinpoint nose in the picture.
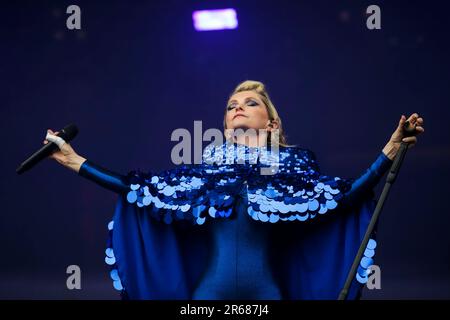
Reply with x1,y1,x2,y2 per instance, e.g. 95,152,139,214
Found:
235,103,245,112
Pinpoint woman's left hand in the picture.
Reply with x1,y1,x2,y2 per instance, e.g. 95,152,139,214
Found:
382,113,425,160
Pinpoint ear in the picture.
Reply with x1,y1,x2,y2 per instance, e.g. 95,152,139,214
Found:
267,119,280,131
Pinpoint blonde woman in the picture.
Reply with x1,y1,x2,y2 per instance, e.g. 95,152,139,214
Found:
45,80,424,299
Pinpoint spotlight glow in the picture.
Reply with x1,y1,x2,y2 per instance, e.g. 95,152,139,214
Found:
192,9,238,31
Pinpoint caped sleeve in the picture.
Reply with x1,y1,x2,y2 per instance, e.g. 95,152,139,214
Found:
120,162,248,225
78,157,247,225
246,147,355,222
246,148,392,222
304,149,393,209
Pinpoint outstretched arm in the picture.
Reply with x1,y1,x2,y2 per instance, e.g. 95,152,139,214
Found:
340,151,392,207
44,128,129,194
78,160,129,194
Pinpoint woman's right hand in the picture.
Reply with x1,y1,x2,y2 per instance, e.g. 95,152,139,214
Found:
44,129,86,173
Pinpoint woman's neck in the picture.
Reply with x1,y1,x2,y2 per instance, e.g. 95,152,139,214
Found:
233,132,268,148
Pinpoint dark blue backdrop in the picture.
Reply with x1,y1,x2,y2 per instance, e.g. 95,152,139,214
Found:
1,0,449,299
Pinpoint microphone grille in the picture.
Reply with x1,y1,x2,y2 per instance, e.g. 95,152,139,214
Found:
59,124,79,141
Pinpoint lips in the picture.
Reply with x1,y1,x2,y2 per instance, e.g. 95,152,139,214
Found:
233,114,247,120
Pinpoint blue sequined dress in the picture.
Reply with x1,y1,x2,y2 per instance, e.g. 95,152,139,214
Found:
78,142,392,300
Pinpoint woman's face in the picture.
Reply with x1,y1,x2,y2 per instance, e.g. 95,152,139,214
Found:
225,91,271,131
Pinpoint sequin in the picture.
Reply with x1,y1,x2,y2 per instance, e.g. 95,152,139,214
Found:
192,206,201,217
275,202,288,214
269,214,279,223
248,207,259,221
295,202,309,213
326,199,338,209
222,208,232,218
259,204,270,213
367,239,377,250
208,207,216,218
364,248,375,258
127,191,137,203
329,188,340,195
151,176,159,184
107,220,114,231
356,272,368,284
258,212,269,222
162,186,175,196
105,256,116,265
196,216,206,225
265,188,277,198
105,248,114,258
113,279,123,291
180,204,190,212
154,198,164,209
308,199,319,211
318,204,328,214
110,269,120,281
190,177,203,188
357,265,369,277
130,184,140,191
142,196,152,206
360,257,374,269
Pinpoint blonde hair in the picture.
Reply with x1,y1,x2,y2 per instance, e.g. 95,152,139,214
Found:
223,80,292,147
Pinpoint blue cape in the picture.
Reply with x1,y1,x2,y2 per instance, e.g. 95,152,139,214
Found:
104,143,379,299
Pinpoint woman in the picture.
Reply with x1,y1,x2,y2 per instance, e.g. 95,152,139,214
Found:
45,80,424,300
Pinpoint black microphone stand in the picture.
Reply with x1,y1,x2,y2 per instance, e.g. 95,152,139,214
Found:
337,121,417,300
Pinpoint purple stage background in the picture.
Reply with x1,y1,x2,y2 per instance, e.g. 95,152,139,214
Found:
1,0,449,299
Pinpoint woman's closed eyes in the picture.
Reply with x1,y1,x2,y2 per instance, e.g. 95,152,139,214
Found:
227,99,259,111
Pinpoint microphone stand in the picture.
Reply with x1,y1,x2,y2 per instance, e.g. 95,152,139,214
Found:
337,121,417,300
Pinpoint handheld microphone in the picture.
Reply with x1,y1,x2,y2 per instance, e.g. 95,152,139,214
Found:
16,124,79,175
403,119,417,136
